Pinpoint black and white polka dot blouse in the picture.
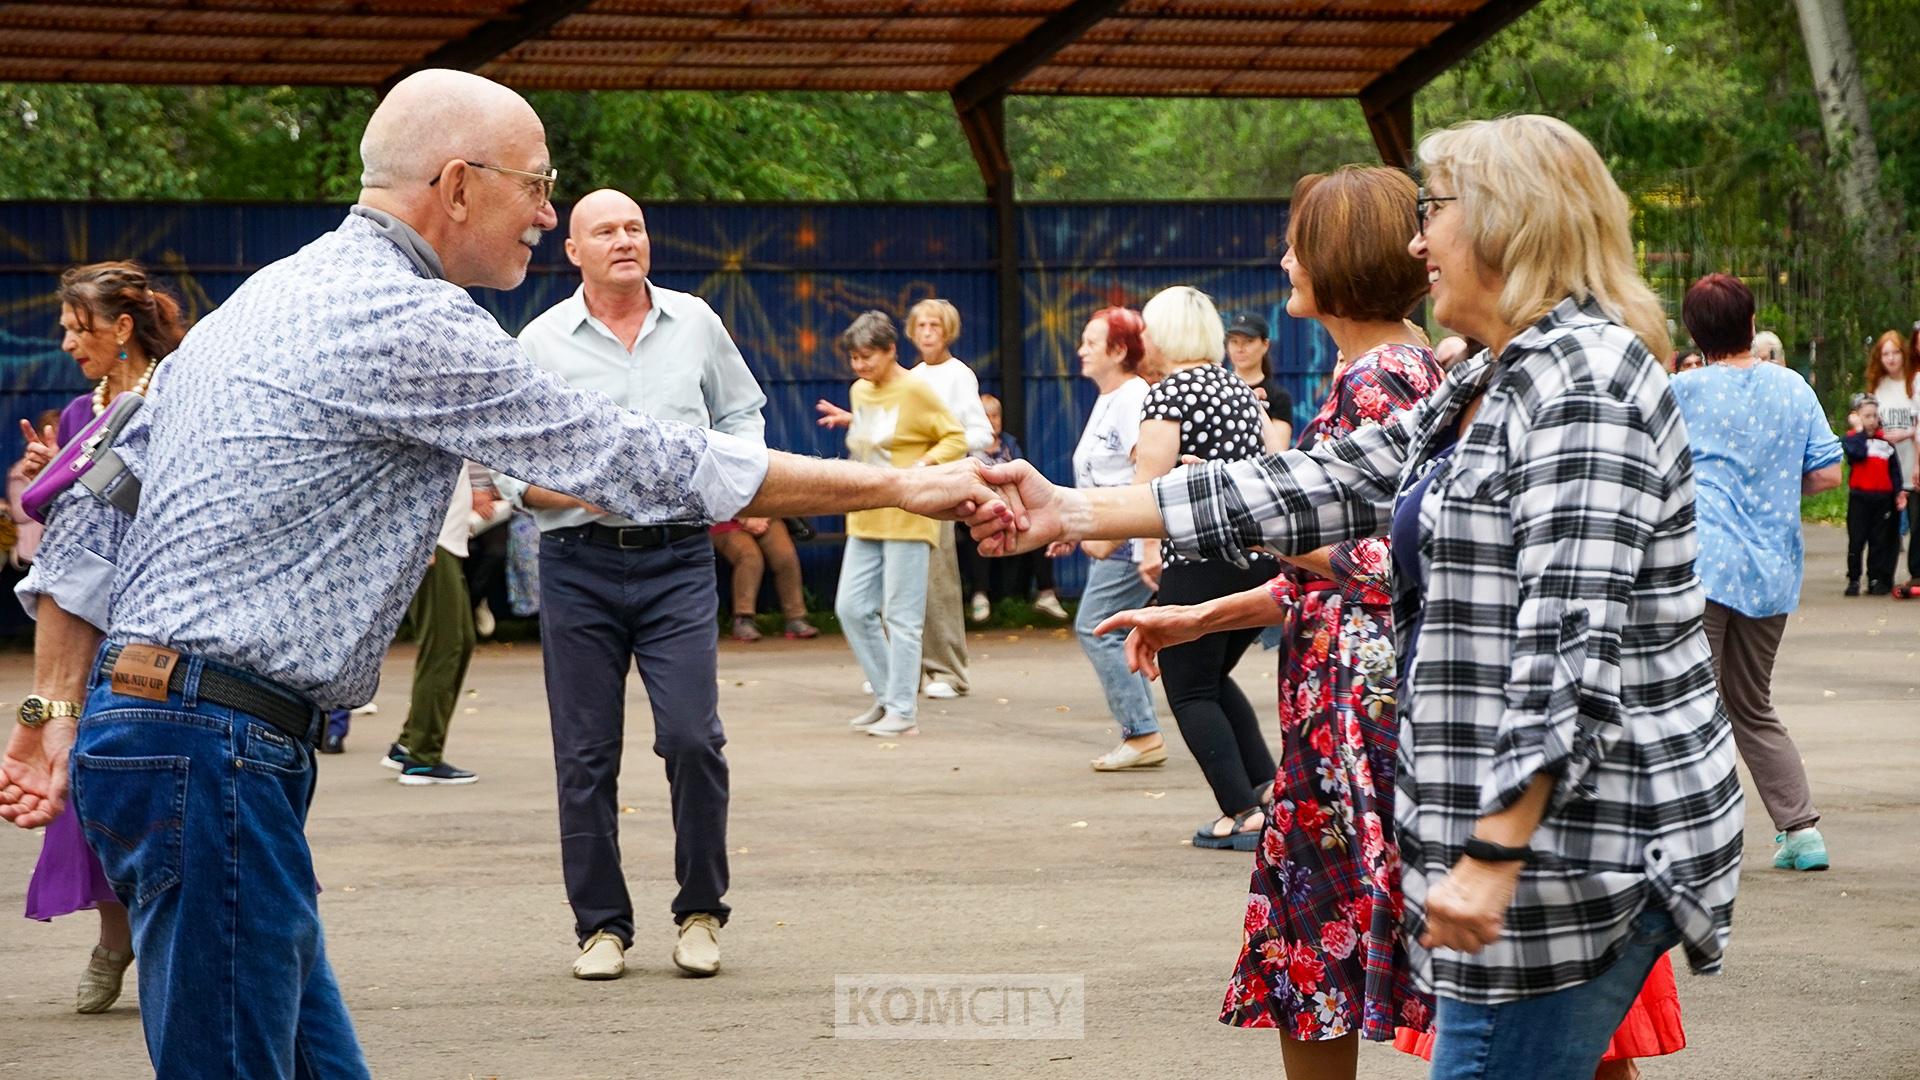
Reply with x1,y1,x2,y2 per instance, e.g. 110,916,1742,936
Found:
1140,363,1269,464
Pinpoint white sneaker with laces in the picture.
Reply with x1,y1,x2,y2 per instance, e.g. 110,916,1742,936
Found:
571,930,626,980
924,680,959,700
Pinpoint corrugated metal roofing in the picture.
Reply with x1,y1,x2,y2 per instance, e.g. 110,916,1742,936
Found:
0,0,1526,98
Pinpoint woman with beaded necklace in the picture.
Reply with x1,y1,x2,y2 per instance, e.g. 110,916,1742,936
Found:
21,260,185,1014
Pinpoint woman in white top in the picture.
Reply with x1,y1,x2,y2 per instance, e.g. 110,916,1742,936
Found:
1865,329,1918,590
1052,307,1164,771
903,299,992,698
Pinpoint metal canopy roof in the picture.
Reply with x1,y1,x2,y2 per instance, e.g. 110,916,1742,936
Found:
0,1,1538,163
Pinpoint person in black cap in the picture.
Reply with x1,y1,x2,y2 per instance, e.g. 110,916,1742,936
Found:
1225,311,1293,448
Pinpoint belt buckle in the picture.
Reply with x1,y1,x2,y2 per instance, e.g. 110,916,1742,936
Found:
616,526,649,550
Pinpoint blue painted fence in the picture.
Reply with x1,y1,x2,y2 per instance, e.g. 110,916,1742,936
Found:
0,200,1334,610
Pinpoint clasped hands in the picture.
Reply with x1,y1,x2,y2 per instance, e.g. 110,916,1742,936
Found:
897,458,1071,557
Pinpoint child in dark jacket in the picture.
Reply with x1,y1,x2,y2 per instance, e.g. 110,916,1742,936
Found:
1845,393,1906,596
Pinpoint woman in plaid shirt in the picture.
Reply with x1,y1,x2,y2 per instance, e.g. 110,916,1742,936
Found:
970,115,1741,1080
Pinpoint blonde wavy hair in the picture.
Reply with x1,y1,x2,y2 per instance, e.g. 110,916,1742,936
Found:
1417,115,1672,360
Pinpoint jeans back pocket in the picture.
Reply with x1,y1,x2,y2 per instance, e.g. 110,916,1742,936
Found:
71,753,190,907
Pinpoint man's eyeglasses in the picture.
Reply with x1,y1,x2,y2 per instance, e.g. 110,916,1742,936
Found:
431,160,558,205
1416,188,1457,234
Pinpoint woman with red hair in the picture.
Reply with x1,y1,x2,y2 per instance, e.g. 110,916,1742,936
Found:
1057,307,1166,770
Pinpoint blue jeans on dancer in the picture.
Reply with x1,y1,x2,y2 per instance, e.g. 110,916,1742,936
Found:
1429,908,1683,1080
70,644,369,1079
1073,551,1158,738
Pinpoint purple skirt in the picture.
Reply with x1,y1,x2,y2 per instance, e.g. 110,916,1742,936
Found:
24,807,118,921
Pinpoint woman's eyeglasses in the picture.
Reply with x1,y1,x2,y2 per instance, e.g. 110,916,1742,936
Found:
1416,189,1457,234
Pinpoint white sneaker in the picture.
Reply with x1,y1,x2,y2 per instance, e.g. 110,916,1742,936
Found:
867,712,919,737
473,599,496,638
968,592,991,623
849,703,886,729
1033,591,1069,621
924,680,960,700
673,913,722,977
571,930,626,980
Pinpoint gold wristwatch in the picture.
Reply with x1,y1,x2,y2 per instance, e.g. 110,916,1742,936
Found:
17,694,82,728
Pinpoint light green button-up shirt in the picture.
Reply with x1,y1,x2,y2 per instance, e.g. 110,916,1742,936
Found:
500,281,768,530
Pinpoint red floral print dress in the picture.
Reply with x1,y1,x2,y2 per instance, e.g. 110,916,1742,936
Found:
1219,343,1441,1042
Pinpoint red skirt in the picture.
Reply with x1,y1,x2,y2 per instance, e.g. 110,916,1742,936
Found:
1392,954,1685,1063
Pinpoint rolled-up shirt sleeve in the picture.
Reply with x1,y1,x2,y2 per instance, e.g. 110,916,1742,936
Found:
348,289,769,525
1484,390,1664,816
16,487,126,632
1152,408,1415,567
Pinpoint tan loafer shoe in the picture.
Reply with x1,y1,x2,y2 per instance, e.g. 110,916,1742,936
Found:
1091,742,1168,771
75,944,133,1014
673,913,722,977
571,930,626,981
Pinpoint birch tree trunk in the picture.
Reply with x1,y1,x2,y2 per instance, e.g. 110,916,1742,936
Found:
1794,0,1899,264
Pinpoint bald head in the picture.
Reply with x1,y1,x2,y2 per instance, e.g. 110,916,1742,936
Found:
565,188,651,296
570,189,643,237
360,69,542,191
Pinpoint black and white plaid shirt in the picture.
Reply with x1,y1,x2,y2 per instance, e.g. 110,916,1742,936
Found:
1155,297,1742,1004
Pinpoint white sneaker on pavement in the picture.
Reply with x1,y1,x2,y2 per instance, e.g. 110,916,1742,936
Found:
571,930,626,980
968,592,991,623
924,680,960,700
1033,591,1069,621
867,712,919,737
673,914,722,977
849,703,886,729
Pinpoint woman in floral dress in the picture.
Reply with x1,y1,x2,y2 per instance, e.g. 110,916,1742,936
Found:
1094,166,1437,1079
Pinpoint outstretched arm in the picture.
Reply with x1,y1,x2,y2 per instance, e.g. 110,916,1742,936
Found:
738,451,1003,523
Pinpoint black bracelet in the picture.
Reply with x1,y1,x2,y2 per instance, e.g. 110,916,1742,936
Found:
1463,836,1534,864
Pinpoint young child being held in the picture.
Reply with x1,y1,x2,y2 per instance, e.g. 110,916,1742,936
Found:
1844,392,1906,597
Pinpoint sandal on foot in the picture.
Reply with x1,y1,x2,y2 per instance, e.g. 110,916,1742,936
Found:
1193,807,1265,851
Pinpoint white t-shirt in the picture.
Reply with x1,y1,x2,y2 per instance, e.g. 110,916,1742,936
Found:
435,465,473,558
1873,376,1917,489
910,356,994,453
1073,377,1151,563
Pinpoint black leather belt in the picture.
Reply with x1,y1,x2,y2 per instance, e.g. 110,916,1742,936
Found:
554,522,706,550
101,643,321,747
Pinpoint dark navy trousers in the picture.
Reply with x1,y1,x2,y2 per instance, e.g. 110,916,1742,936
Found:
537,529,730,946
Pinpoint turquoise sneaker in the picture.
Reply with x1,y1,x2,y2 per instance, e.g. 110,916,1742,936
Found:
1773,828,1830,871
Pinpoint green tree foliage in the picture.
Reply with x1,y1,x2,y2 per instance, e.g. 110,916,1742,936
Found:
2,0,1917,401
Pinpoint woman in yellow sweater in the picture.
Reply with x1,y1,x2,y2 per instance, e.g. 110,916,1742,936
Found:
832,311,968,736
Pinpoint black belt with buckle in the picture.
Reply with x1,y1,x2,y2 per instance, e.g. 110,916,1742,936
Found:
101,643,322,747
556,522,707,550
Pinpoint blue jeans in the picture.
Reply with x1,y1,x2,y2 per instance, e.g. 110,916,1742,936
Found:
69,644,369,1079
1430,908,1682,1080
834,536,931,720
1073,555,1158,738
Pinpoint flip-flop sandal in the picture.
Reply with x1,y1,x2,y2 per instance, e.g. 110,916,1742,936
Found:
1193,806,1265,851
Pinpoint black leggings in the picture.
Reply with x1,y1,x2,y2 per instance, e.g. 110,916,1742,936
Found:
1156,558,1278,816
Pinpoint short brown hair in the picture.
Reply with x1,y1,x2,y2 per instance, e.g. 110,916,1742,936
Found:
1286,166,1427,322
838,310,896,356
1680,273,1755,359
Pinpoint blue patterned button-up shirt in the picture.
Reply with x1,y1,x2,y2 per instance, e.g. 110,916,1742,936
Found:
21,211,766,708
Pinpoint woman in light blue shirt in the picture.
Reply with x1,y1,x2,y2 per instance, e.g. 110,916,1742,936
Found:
1669,273,1842,872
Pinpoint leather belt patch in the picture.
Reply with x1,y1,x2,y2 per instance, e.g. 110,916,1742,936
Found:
110,644,180,702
